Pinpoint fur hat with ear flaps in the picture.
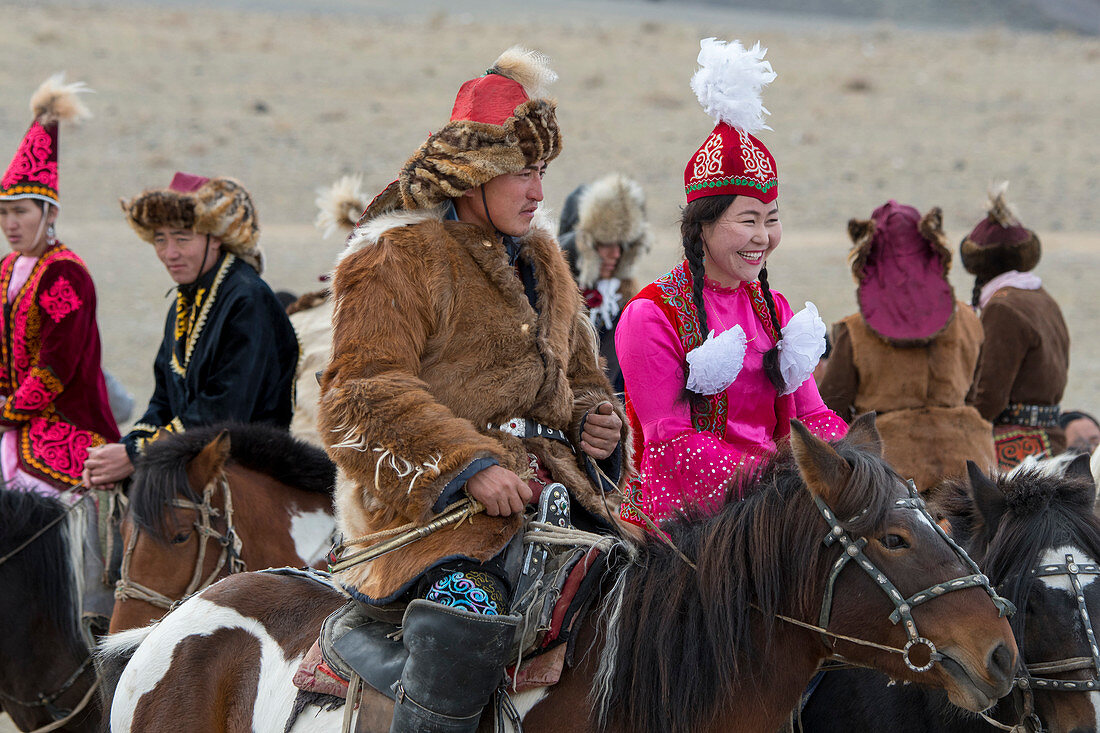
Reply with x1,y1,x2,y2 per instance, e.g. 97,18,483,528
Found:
122,172,264,274
849,200,955,346
960,182,1040,280
565,173,653,289
394,46,563,213
1,74,92,207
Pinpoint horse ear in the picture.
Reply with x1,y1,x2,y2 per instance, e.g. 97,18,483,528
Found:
1066,452,1094,483
192,429,232,484
790,419,851,506
967,460,1005,530
843,413,882,457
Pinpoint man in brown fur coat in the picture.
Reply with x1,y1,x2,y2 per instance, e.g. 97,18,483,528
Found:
319,48,629,732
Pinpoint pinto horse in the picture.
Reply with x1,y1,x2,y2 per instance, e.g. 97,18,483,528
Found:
802,453,1100,733
108,422,337,634
0,487,103,732
104,415,1018,733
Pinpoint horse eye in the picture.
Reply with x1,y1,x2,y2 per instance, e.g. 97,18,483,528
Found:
171,531,191,545
879,534,909,550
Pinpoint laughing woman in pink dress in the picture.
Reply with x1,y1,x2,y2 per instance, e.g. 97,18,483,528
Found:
617,40,847,527
0,76,119,493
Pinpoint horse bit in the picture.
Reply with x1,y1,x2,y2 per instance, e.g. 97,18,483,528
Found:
810,479,1015,673
114,469,246,610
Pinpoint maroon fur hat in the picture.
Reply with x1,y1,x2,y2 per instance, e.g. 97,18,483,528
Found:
850,200,955,346
960,183,1040,280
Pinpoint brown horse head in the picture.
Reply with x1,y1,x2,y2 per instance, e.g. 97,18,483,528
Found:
594,412,1015,733
790,413,1017,713
108,422,336,633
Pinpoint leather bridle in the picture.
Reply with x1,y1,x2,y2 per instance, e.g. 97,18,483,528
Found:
0,493,99,732
115,469,246,610
810,479,1015,673
981,552,1100,733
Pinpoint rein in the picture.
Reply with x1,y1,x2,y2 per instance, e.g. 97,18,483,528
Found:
0,490,85,569
115,469,245,610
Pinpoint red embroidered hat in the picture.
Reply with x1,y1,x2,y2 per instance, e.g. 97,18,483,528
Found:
960,182,1040,279
683,39,778,204
849,200,955,345
1,74,91,208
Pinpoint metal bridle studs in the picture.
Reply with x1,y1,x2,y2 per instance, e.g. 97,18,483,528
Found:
904,637,939,673
811,485,1002,675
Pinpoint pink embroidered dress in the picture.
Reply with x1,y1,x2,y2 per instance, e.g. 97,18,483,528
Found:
0,243,119,489
616,261,846,525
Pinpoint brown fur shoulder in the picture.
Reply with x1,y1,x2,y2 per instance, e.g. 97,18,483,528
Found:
286,288,329,315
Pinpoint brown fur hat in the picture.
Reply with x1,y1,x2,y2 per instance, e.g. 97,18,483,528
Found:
121,173,264,273
398,46,563,211
570,173,653,289
960,182,1040,279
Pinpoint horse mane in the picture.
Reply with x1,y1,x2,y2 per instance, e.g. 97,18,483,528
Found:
593,437,898,733
130,422,335,541
0,487,82,647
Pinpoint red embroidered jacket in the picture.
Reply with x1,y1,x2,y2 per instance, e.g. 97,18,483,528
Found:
0,244,120,487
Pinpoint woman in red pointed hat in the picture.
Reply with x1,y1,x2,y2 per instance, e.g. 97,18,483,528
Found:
616,39,848,527
0,75,119,493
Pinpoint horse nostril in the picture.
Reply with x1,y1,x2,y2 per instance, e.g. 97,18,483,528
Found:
988,642,1014,683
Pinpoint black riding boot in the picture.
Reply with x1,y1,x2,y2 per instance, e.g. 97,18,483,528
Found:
389,599,519,733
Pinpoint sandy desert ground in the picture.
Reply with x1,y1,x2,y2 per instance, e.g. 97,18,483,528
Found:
1,0,1098,728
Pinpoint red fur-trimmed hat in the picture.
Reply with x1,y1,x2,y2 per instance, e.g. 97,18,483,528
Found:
849,200,955,346
683,39,778,204
960,182,1040,279
396,46,563,212
1,74,91,208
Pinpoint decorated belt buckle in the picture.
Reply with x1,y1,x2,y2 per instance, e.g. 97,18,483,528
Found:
501,418,526,438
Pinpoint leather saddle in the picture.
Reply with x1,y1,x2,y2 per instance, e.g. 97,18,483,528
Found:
322,483,591,701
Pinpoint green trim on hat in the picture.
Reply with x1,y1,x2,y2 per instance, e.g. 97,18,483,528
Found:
685,176,778,195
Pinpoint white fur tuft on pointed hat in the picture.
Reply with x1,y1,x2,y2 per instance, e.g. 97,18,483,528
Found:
30,73,92,126
690,38,776,134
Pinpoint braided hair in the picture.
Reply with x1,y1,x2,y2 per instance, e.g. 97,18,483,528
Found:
971,277,988,309
680,195,787,398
